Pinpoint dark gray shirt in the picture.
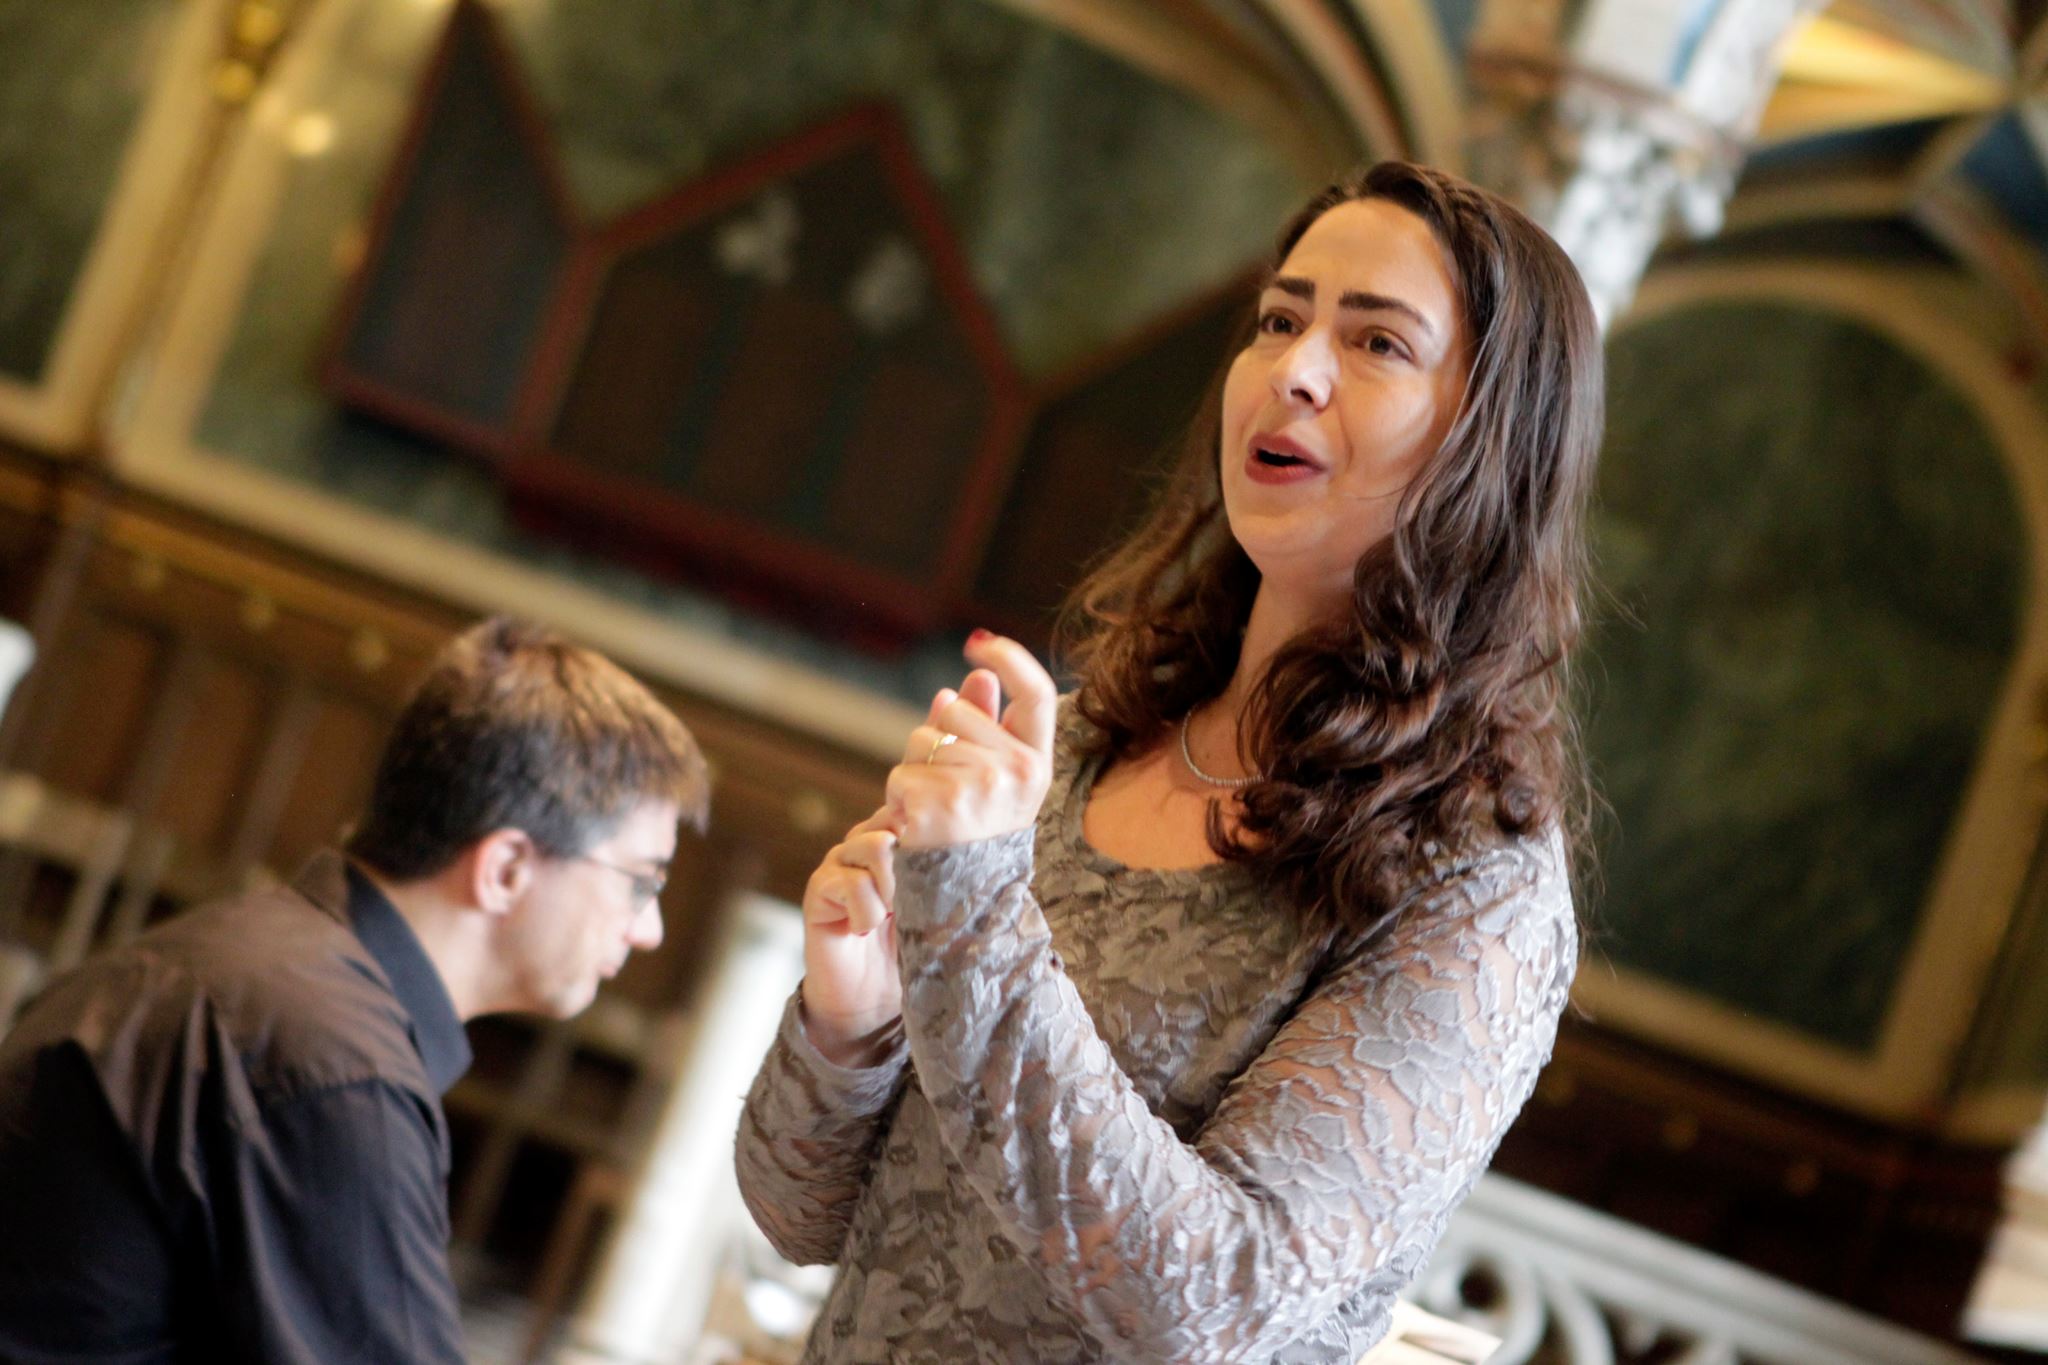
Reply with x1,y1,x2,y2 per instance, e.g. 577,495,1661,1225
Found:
0,850,472,1364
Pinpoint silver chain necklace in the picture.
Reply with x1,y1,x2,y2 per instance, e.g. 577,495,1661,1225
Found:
1178,711,1259,789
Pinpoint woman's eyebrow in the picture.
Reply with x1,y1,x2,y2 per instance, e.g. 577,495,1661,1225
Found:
1266,274,1437,340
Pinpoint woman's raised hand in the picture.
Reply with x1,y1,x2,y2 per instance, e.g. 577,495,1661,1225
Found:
797,633,1052,1061
796,676,997,1064
886,631,1057,850
798,802,903,1065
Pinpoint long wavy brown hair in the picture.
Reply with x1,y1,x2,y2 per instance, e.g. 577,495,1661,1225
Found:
1058,161,1603,938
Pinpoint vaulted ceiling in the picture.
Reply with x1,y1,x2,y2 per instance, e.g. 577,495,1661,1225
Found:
995,1,2048,339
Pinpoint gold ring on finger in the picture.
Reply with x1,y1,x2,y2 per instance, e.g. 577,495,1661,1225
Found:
925,732,959,765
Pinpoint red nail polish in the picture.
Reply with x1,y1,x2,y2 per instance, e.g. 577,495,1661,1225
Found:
967,628,991,644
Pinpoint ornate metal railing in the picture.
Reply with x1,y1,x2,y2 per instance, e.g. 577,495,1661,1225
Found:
1417,1176,1985,1365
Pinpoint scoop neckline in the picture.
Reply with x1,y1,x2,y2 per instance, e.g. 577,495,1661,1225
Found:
1059,739,1257,893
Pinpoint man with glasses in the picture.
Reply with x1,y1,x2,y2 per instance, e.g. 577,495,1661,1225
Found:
0,617,709,1363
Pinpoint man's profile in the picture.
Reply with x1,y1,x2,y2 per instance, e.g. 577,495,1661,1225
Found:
0,616,708,1362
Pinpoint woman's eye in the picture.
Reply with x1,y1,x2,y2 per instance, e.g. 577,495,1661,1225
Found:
1363,332,1405,358
1257,311,1299,336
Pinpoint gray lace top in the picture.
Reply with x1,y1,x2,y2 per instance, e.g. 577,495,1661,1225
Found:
736,702,1576,1363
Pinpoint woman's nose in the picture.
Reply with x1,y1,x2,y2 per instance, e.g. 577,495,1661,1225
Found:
1270,330,1334,410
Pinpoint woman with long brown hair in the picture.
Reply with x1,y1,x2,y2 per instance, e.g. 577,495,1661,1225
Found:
737,160,1603,1363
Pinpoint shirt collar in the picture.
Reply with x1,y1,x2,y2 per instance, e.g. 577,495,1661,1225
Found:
341,862,473,1095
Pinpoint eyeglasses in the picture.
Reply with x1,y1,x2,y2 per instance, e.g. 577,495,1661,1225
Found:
572,855,667,909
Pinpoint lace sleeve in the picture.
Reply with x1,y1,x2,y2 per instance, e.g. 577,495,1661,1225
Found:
892,829,1576,1363
734,991,910,1266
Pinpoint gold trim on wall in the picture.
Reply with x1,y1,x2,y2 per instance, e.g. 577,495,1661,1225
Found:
1949,1084,2048,1146
1913,182,2048,370
1340,0,1463,171
1253,0,1409,160
1711,144,2048,365
77,494,449,661
1585,260,2048,1139
1719,172,1919,233
0,0,239,454
979,0,1343,180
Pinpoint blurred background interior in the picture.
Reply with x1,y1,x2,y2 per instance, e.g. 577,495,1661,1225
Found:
2,0,2048,1360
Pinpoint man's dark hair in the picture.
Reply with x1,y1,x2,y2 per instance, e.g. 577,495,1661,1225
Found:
346,617,709,879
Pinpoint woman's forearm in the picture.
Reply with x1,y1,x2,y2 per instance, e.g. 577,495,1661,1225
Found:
734,991,911,1266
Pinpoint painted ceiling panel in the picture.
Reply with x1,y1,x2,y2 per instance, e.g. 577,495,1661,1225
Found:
1765,11,2011,142
1828,0,2018,77
1959,109,2048,252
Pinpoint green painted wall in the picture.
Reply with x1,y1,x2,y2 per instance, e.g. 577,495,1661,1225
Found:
1586,300,2025,1051
0,0,179,382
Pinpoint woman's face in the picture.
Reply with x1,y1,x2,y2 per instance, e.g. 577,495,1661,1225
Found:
1220,198,1471,610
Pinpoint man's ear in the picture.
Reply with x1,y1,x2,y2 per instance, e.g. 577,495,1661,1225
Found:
468,828,540,917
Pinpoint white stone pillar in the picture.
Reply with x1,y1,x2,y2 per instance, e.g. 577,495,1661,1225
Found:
558,890,806,1364
1464,0,1827,328
1966,1114,2048,1350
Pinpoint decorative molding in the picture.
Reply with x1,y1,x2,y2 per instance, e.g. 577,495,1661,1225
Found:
1341,0,1465,170
1719,169,1920,232
1913,179,2048,363
1950,1086,2048,1147
0,0,237,453
1255,0,1410,159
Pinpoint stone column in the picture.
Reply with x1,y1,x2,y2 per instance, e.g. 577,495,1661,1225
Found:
1967,1114,2048,1349
1463,0,1827,328
561,889,806,1364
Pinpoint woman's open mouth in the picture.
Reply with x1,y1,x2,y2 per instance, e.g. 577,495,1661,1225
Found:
1246,437,1324,485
